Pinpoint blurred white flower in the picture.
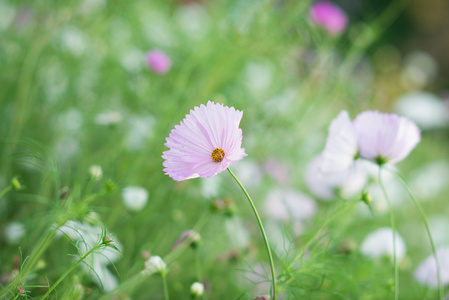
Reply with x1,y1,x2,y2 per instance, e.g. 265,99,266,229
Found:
0,2,15,30
95,111,123,126
58,26,86,56
225,217,250,249
89,165,103,181
360,227,406,262
57,221,122,292
232,159,263,188
140,11,176,47
125,115,156,151
190,282,204,298
320,110,358,174
144,256,166,275
243,62,273,96
410,161,449,200
56,108,83,132
394,92,448,129
200,175,221,198
54,137,80,163
305,155,367,200
175,4,210,40
414,246,449,288
402,51,438,89
4,222,25,244
122,186,149,212
119,49,145,73
79,0,106,15
264,188,316,222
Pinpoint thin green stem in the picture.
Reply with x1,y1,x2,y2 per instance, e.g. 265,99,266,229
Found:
378,167,398,300
161,273,170,300
227,168,276,300
40,244,103,299
0,186,12,198
388,168,443,300
288,198,359,270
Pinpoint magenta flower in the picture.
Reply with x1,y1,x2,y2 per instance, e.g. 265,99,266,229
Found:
353,111,421,165
146,50,171,74
309,1,348,35
162,101,247,181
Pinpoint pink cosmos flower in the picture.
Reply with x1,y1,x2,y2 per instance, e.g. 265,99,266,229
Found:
146,50,171,74
353,111,421,165
320,110,358,174
162,101,247,181
309,1,348,35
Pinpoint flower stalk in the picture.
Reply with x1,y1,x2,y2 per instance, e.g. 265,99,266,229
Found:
227,168,276,300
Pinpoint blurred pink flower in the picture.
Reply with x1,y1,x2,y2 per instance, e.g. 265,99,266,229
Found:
309,1,348,35
146,50,171,74
353,111,421,165
320,110,358,174
163,101,247,181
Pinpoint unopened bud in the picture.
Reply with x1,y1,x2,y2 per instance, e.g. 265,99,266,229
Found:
172,230,201,250
105,179,117,191
144,256,166,276
190,282,204,298
17,285,25,294
11,177,21,190
89,165,103,181
361,191,372,205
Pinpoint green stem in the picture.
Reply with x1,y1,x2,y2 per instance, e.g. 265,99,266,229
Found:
288,198,359,270
40,244,103,299
388,169,443,300
161,273,170,300
227,168,276,300
0,186,12,198
378,167,398,300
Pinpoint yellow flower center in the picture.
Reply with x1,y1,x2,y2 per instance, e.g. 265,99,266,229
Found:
211,148,225,162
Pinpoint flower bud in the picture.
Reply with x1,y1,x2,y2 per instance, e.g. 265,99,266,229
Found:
144,256,166,276
89,165,103,181
172,230,201,250
190,282,204,298
11,177,21,190
253,295,270,300
361,191,372,205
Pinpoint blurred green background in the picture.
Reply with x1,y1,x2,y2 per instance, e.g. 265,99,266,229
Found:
0,0,448,299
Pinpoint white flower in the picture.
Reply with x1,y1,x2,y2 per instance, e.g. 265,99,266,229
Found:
264,188,316,222
320,111,358,174
414,246,449,288
305,155,367,200
190,282,204,298
394,92,448,130
360,227,406,262
121,186,149,212
4,222,25,244
232,159,263,188
89,165,103,181
144,256,166,275
94,111,122,126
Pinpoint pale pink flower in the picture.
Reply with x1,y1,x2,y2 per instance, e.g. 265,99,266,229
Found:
162,101,247,181
353,111,421,165
320,110,358,174
414,246,449,288
146,50,171,74
309,1,348,35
